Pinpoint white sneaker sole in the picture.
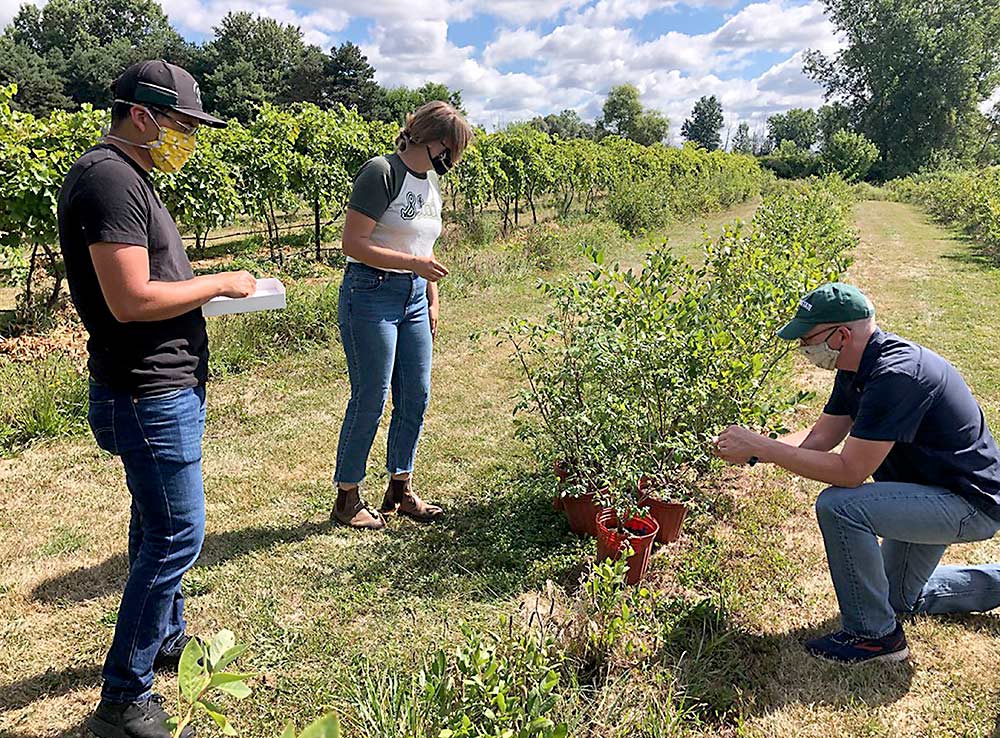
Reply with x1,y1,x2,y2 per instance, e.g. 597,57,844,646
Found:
811,646,909,664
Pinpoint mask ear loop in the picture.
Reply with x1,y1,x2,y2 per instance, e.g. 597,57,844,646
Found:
103,102,165,150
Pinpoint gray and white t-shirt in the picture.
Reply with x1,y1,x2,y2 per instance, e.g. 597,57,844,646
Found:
347,154,442,273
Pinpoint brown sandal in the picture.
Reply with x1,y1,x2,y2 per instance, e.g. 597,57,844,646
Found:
381,478,444,523
332,486,386,530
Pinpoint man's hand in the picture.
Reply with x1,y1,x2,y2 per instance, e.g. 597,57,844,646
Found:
216,270,256,298
713,425,770,465
429,301,439,340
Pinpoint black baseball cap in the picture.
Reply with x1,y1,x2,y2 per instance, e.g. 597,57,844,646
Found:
114,59,226,128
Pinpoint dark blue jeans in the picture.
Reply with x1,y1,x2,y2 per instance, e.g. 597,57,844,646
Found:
88,381,206,704
335,263,433,485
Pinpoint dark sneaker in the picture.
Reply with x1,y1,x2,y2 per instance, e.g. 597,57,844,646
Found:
153,634,192,672
87,694,194,738
805,622,909,664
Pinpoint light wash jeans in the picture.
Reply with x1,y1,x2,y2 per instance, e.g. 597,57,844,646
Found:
335,262,433,485
816,482,1000,638
88,381,207,703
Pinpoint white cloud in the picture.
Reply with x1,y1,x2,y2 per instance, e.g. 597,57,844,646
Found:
711,0,838,53
1,0,41,29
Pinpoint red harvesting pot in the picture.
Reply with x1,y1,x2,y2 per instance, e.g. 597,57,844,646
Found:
641,497,687,544
562,491,602,537
637,476,687,545
595,509,659,585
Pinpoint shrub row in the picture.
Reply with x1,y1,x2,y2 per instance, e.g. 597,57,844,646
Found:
885,167,1000,258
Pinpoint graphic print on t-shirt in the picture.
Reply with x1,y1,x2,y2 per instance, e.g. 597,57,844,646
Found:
401,191,424,220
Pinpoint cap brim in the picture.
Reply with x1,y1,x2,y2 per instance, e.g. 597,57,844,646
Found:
777,317,814,340
174,107,227,128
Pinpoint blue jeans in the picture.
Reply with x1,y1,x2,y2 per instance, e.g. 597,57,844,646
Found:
335,263,433,485
88,381,206,704
816,482,1000,638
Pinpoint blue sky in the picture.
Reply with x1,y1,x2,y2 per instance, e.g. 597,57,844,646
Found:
3,0,848,136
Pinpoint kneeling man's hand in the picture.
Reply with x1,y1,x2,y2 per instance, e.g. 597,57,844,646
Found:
712,425,766,465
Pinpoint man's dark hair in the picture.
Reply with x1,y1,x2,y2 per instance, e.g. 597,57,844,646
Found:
111,101,134,128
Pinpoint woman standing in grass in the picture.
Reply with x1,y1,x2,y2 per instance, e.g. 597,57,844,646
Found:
332,101,473,530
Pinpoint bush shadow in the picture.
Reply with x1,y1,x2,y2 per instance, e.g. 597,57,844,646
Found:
31,467,585,607
939,233,999,271
0,663,101,716
656,601,915,725
341,467,592,602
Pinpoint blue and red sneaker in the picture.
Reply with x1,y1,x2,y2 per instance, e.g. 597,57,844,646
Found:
804,622,909,664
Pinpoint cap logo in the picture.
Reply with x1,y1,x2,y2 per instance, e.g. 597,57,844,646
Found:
192,81,202,106
799,299,813,312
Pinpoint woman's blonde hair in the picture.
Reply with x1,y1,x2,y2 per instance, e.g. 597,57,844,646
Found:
397,101,474,160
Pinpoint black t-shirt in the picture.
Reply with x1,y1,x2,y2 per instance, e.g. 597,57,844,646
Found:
824,329,1000,506
57,144,208,395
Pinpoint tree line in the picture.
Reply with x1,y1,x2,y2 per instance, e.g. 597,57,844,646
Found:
1,0,998,181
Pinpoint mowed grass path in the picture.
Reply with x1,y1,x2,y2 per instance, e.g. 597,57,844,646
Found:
0,202,757,737
726,200,1000,738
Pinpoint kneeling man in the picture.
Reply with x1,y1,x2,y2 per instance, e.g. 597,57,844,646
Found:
714,282,1000,664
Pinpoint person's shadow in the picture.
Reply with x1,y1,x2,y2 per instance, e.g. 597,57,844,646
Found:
634,600,915,726
30,520,330,604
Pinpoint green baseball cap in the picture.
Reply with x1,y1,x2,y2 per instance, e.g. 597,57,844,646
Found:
777,282,874,340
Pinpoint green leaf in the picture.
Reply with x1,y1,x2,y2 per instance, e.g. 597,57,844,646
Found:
216,680,252,700
278,721,296,738
297,713,342,738
208,630,237,668
178,638,209,703
209,672,258,688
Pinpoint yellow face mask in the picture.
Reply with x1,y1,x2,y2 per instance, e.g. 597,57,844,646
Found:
146,111,196,173
149,123,196,173
106,105,196,173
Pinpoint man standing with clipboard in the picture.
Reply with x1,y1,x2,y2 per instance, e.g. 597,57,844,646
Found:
58,60,255,738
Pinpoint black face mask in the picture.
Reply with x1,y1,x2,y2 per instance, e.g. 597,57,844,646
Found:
428,145,453,176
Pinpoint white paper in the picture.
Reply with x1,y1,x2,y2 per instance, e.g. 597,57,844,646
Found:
202,277,287,317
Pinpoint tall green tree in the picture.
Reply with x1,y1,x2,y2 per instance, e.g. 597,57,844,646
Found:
732,121,753,154
1,0,188,112
817,102,852,149
199,12,322,121
372,82,464,124
598,84,643,138
766,108,818,150
631,110,669,146
681,95,724,151
805,0,1000,178
529,109,596,140
324,41,380,116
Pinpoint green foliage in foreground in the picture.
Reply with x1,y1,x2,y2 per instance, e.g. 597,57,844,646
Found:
171,630,341,738
886,167,1000,261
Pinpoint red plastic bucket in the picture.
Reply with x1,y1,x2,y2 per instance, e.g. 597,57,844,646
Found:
641,498,686,544
595,509,659,585
563,492,601,537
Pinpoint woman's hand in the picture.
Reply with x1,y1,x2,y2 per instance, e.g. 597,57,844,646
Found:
429,301,439,340
412,255,449,282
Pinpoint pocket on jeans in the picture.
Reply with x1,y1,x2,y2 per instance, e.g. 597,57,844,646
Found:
87,398,117,455
957,507,998,542
132,389,204,464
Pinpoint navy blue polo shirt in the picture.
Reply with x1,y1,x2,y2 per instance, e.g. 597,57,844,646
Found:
824,329,1000,507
